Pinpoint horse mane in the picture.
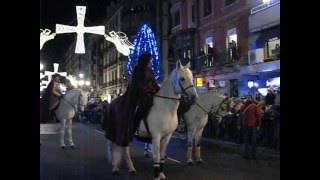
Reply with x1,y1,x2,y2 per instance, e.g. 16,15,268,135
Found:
162,69,179,87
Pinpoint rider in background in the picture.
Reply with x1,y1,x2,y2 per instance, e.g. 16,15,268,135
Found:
40,73,63,123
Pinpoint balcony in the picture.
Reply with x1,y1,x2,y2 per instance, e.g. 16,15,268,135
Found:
249,0,280,32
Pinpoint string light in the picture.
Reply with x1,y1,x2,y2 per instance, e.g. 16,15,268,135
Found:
127,24,162,81
104,31,134,56
55,6,105,54
40,29,56,50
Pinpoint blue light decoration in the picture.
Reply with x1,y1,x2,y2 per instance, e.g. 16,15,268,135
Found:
127,24,162,82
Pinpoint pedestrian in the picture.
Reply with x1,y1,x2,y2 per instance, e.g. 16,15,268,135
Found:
238,95,261,160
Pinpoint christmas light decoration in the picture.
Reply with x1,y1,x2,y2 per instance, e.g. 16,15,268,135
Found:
56,6,105,54
127,24,162,81
40,29,56,50
104,31,134,56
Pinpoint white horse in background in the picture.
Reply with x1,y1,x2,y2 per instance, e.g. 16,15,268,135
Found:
106,61,198,180
55,89,89,149
184,92,244,165
144,93,242,165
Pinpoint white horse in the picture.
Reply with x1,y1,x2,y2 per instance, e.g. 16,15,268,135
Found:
184,92,243,165
55,89,89,149
107,61,198,180
144,93,243,164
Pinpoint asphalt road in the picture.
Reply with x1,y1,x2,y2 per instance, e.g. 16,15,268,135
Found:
40,122,280,180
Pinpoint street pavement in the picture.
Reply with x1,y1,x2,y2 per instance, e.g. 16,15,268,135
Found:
40,122,280,180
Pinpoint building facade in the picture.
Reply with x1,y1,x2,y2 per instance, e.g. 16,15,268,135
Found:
169,0,280,98
88,0,170,102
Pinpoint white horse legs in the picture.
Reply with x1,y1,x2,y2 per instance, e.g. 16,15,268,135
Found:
187,128,196,165
144,143,152,158
194,129,204,164
60,119,66,148
159,133,172,180
66,119,74,147
124,146,136,174
60,119,74,148
111,144,121,174
152,136,161,180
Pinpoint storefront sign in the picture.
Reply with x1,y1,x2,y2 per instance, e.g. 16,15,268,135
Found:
196,78,203,87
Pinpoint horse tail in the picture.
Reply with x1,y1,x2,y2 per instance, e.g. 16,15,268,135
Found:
102,104,110,130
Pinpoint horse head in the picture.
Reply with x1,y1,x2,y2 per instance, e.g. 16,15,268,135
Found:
78,89,89,112
173,60,198,105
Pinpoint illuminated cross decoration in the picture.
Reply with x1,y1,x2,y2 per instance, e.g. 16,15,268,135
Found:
40,29,56,50
56,6,105,54
44,63,67,83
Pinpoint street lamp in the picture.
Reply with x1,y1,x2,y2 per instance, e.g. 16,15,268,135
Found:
78,80,84,86
85,81,90,86
79,73,84,78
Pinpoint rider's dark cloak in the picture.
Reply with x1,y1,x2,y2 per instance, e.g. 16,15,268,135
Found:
102,65,160,147
40,80,54,123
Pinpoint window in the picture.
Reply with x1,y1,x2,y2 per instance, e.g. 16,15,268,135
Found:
204,0,212,17
226,0,236,6
267,38,280,59
174,10,180,26
192,5,195,22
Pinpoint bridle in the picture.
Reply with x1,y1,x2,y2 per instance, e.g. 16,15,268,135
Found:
154,77,195,101
196,97,230,119
61,90,86,112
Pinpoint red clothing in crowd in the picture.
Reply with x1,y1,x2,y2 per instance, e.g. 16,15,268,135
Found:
238,100,261,128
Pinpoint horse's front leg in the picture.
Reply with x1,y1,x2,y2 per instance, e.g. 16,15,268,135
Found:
187,127,196,165
159,133,172,180
124,146,136,174
195,127,204,165
60,118,66,149
66,118,74,148
152,136,161,180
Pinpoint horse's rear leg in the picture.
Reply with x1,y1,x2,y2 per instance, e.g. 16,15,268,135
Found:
124,146,136,174
152,136,161,180
66,119,74,148
195,128,204,165
111,144,121,175
144,143,152,158
60,119,66,149
159,133,172,180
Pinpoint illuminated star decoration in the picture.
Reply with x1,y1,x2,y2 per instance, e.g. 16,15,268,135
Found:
104,31,134,56
40,29,56,50
56,6,105,54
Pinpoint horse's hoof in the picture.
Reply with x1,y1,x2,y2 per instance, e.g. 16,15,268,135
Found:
112,170,119,175
187,161,194,166
196,160,203,165
159,172,166,179
61,146,66,150
70,145,75,149
129,170,136,175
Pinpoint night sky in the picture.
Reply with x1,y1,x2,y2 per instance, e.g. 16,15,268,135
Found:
40,0,110,71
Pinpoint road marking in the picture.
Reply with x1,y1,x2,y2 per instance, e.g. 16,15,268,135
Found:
94,129,182,164
147,150,182,164
95,130,104,134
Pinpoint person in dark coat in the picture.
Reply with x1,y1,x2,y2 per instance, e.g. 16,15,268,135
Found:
40,73,63,123
265,89,276,106
103,53,160,146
